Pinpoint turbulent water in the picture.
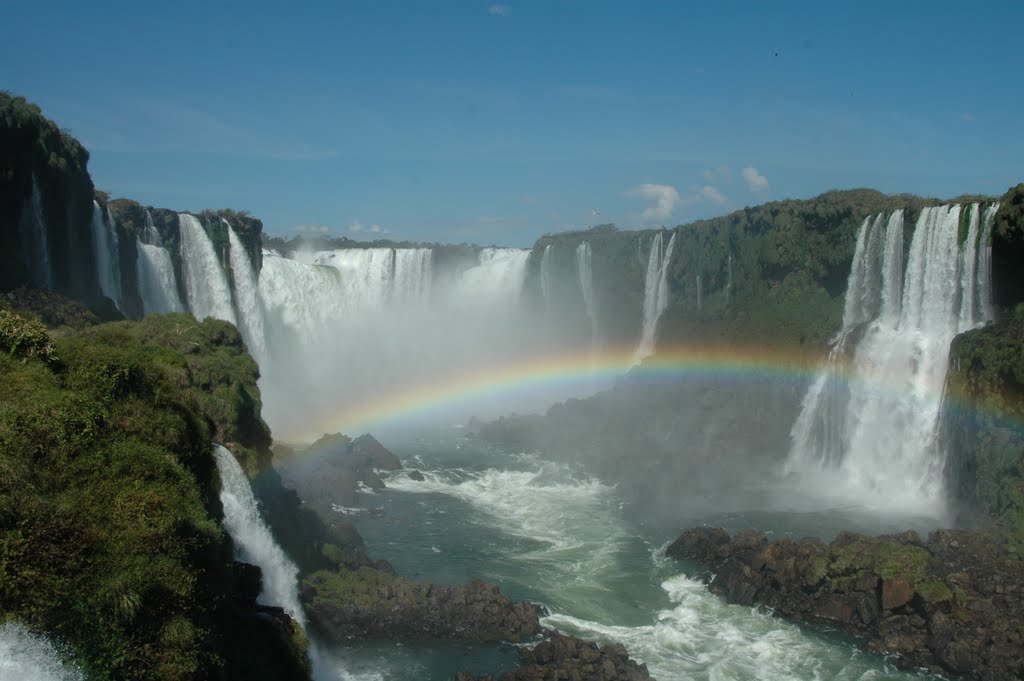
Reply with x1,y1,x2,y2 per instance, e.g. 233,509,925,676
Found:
0,622,82,681
633,231,677,363
787,204,997,514
328,432,941,681
178,214,237,324
214,445,305,622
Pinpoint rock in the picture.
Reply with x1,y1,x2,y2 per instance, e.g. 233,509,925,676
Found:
302,566,541,644
456,631,654,681
408,469,425,481
671,526,1024,681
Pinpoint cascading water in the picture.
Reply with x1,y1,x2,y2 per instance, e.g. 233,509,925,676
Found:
0,622,82,681
976,204,998,323
539,244,555,314
226,223,266,359
178,214,237,325
90,202,122,309
20,175,53,289
632,231,677,363
213,445,305,623
143,210,161,246
450,248,530,305
393,248,433,305
136,239,185,315
787,204,996,511
575,241,598,349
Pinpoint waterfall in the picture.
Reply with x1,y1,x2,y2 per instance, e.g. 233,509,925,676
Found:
90,202,122,309
143,210,161,246
136,240,185,315
213,445,305,623
786,205,994,510
0,622,82,681
392,248,433,305
227,223,266,359
20,175,53,288
451,248,530,305
976,203,999,323
632,231,677,363
539,244,555,313
576,241,598,348
696,274,703,312
178,214,237,324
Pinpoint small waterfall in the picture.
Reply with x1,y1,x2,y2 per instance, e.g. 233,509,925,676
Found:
539,244,555,313
143,210,161,246
136,240,185,315
227,223,266,358
696,274,703,312
632,231,677,363
576,241,598,348
178,214,237,324
90,202,122,309
726,254,732,302
20,175,53,288
0,622,82,681
213,445,305,623
976,203,999,323
786,205,993,510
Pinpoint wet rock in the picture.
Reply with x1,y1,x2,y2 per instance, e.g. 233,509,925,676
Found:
455,631,654,681
671,526,1024,681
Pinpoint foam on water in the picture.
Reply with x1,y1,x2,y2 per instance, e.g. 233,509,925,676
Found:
0,622,82,681
544,572,931,681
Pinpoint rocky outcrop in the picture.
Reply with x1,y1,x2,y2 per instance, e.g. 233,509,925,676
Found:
454,631,654,681
301,566,541,643
669,526,1024,681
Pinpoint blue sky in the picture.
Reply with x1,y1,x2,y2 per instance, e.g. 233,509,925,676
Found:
3,1,1022,246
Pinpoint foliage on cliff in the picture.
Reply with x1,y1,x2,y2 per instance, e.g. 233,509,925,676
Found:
0,311,308,680
992,183,1024,310
945,304,1024,552
0,92,98,299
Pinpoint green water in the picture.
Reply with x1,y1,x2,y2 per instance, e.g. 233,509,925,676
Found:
316,430,946,681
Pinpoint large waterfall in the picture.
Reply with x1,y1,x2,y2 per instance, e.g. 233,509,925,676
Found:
786,204,997,511
226,223,266,359
90,202,122,309
213,445,305,623
178,214,237,325
632,231,677,363
0,621,82,681
539,244,555,313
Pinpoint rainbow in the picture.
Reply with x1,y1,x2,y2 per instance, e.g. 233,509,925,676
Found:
269,341,997,444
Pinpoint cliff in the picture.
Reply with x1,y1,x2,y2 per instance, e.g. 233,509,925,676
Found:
0,304,310,680
0,92,98,300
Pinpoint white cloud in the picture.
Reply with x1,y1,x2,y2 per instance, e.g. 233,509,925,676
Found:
742,166,770,194
369,224,387,234
626,183,681,222
488,4,510,16
697,185,728,205
348,221,365,233
293,224,330,234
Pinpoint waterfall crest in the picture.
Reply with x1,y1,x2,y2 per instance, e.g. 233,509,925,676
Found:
178,214,237,324
227,223,266,359
786,204,997,511
632,231,677,363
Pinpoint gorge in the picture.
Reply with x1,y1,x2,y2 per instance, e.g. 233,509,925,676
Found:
2,91,1024,680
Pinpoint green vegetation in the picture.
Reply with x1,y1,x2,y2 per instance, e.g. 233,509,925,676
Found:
829,536,929,584
0,311,307,679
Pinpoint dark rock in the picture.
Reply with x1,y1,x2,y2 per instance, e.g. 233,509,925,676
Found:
672,526,1024,681
408,469,425,481
302,566,541,644
456,631,654,681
